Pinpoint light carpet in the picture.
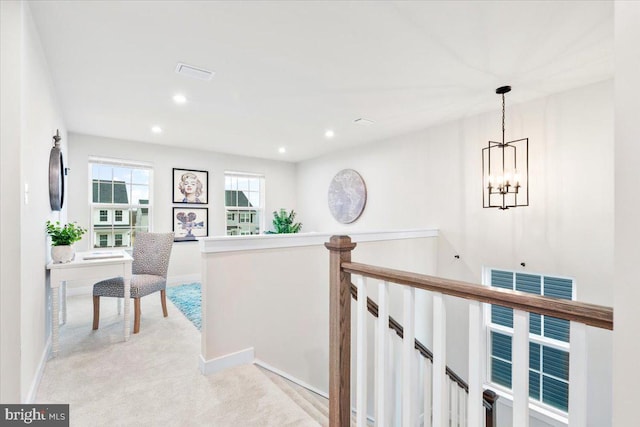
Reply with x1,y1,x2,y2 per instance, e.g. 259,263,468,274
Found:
35,292,319,427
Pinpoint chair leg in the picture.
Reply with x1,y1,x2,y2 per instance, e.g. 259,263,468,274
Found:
92,296,100,330
161,290,168,317
134,298,141,334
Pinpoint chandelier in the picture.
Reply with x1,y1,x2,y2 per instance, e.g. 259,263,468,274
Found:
482,86,529,210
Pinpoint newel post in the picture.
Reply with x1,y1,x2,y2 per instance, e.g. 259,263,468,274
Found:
325,235,357,427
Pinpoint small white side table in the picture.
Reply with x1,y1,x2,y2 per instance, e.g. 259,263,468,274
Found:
46,251,133,357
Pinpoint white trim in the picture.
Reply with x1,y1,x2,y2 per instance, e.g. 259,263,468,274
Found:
224,170,265,177
254,359,377,424
24,336,51,403
200,228,438,253
253,359,328,399
491,387,569,426
88,155,154,168
199,347,255,375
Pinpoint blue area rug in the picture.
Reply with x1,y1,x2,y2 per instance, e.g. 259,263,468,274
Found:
166,282,201,330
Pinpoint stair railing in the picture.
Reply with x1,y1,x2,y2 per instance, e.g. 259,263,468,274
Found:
326,235,613,427
350,282,498,426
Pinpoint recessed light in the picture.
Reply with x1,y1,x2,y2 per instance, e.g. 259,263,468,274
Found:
151,126,162,134
325,129,335,139
354,118,374,125
173,94,187,104
278,147,286,154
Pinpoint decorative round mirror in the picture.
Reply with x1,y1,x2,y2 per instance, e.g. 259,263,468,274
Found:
49,130,65,211
328,169,367,224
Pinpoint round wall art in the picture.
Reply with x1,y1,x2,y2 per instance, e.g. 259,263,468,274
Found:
328,169,367,224
49,130,65,211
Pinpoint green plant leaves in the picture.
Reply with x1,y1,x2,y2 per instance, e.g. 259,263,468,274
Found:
45,220,87,246
268,209,302,234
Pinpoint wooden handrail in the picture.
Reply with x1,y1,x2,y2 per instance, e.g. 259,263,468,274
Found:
343,261,613,330
326,235,613,427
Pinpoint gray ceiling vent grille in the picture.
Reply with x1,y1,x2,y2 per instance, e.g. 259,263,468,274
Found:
175,62,215,81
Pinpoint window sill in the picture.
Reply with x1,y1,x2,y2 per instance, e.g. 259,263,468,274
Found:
487,384,568,426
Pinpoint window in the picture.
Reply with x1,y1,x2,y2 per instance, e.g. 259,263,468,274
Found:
485,269,574,413
224,173,264,236
89,158,152,248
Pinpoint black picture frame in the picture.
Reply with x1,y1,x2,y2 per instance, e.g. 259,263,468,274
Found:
173,207,208,242
172,168,208,204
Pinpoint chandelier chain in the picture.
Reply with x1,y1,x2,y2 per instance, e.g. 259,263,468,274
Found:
501,94,506,143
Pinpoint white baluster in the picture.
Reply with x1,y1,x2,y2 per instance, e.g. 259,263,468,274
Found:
513,309,530,427
376,281,390,426
424,358,432,427
459,387,467,427
467,301,483,427
569,322,587,426
403,287,416,427
451,379,458,426
432,293,448,427
356,276,368,427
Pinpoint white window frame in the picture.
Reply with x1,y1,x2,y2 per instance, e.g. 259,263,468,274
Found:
482,267,577,424
88,157,153,249
224,171,265,236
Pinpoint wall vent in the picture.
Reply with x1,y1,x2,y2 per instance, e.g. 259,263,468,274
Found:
175,62,215,81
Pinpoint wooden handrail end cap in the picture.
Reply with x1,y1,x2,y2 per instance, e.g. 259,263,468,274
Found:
325,235,357,251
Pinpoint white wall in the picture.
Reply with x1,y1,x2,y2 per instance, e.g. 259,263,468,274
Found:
613,2,640,426
296,80,614,425
0,0,24,403
0,1,68,402
67,133,297,282
201,234,438,395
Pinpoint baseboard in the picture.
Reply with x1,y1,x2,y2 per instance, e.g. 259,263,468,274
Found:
167,274,201,286
253,359,329,400
255,359,377,424
24,336,51,403
199,347,255,375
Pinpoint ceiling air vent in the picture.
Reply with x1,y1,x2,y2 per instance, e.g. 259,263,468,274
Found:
175,62,215,81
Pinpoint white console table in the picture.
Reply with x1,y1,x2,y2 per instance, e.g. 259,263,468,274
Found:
46,251,133,357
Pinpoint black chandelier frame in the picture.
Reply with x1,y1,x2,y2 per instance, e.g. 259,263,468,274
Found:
482,86,529,210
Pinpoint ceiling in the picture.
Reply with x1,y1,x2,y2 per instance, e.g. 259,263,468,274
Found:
29,1,613,162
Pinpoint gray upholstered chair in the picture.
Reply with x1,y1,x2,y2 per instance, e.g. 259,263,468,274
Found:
92,232,174,334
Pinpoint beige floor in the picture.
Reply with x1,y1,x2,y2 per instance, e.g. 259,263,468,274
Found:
36,291,319,427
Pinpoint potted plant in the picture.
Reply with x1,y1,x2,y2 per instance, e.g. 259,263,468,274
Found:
46,220,87,263
266,209,302,234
